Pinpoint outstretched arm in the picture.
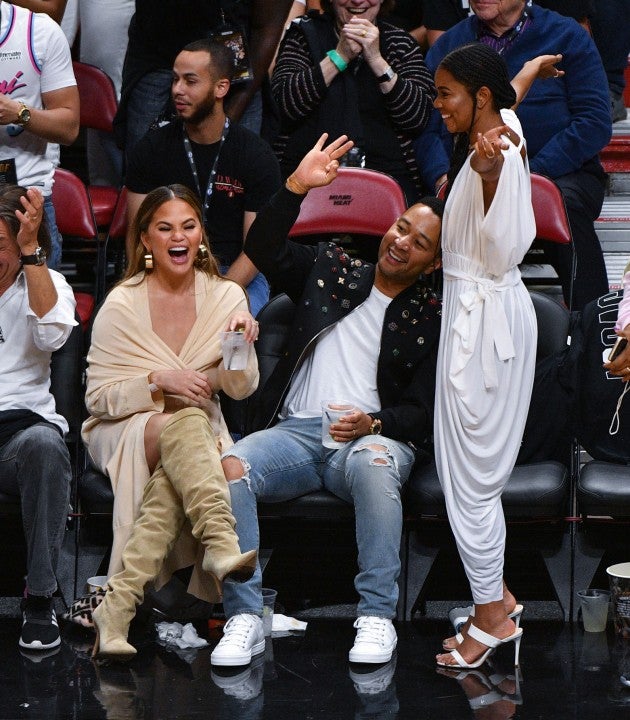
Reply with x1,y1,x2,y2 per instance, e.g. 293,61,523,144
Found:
511,54,564,110
285,133,354,195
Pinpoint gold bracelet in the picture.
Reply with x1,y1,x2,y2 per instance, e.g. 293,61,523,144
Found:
285,175,309,195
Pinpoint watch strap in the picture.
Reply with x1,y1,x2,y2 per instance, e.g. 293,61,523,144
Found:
377,66,395,83
20,246,46,265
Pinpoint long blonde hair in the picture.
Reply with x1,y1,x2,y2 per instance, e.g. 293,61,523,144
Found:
122,184,219,281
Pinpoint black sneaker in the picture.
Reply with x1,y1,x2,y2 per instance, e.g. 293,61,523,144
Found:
19,596,60,650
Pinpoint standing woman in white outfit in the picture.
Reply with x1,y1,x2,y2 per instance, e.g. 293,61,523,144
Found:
432,43,537,670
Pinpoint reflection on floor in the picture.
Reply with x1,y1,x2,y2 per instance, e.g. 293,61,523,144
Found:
1,612,630,719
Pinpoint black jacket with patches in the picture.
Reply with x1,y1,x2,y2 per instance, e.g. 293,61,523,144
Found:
244,186,442,449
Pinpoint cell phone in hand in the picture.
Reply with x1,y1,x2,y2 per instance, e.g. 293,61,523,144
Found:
608,337,629,362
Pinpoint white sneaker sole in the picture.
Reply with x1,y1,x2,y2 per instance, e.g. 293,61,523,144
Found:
348,641,396,664
19,635,61,651
211,638,265,667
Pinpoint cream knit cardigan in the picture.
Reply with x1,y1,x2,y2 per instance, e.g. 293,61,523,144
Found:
82,271,259,601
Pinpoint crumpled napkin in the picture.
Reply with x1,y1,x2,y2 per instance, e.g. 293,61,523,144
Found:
155,621,209,649
272,613,307,634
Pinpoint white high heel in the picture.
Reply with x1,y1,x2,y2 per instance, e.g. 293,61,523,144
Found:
436,623,523,670
444,604,524,647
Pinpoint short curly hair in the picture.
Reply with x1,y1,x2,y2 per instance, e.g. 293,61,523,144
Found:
320,0,395,18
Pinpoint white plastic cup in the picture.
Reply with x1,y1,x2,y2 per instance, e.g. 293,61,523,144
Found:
261,587,277,637
607,562,630,637
220,331,250,371
86,575,108,593
321,401,355,449
577,589,610,632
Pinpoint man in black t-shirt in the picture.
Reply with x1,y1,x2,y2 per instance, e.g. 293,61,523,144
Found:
116,0,294,155
125,39,281,315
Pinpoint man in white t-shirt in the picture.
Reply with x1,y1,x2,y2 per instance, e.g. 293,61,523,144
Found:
211,136,443,669
0,184,76,651
0,2,79,269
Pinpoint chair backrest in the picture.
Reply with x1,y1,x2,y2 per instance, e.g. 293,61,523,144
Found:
52,168,105,301
529,290,570,361
52,168,99,238
107,186,128,241
530,173,572,246
72,60,118,133
437,173,572,246
244,293,295,433
288,167,406,238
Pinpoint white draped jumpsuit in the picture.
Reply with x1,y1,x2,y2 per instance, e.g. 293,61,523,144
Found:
435,109,537,604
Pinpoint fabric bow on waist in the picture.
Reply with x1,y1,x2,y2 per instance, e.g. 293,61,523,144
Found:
449,274,516,390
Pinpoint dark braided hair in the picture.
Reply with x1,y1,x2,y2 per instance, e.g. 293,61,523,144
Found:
438,43,516,195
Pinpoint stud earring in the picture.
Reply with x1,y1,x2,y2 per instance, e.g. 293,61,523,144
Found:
144,251,154,270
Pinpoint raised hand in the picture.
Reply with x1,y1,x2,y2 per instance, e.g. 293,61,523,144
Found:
286,133,355,194
15,187,44,254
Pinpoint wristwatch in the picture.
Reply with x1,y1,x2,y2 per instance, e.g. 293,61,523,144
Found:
369,416,383,435
16,102,31,126
377,66,395,84
20,246,47,266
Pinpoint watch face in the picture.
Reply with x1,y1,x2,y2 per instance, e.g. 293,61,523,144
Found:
18,106,31,125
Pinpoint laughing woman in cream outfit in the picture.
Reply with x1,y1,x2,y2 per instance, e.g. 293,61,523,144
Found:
82,184,259,657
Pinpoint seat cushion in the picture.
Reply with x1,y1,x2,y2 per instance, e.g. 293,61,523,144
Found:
578,460,630,517
258,491,354,520
79,464,114,515
405,459,569,520
79,466,356,521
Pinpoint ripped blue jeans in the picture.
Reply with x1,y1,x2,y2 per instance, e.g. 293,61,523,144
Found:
221,415,415,619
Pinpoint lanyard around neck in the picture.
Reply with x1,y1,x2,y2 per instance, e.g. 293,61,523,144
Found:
182,117,230,224
479,0,532,53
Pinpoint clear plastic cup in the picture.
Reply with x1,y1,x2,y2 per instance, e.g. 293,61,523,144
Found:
321,401,355,449
261,588,277,637
220,331,250,370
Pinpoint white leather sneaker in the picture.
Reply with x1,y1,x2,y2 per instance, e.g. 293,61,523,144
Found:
348,617,397,664
211,614,265,667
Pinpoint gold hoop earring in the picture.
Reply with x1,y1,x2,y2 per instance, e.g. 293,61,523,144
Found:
198,244,209,260
144,252,154,270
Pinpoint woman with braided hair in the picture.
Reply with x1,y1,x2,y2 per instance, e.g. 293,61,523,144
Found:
431,42,550,670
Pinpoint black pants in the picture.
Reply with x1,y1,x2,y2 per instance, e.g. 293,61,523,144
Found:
542,166,609,311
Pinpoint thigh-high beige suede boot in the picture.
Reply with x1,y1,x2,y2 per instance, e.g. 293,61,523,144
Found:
92,466,186,658
158,408,256,590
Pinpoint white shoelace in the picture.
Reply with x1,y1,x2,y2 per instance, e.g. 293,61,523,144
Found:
221,615,257,647
354,617,389,643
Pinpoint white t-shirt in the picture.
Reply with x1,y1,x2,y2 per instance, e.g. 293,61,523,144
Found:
0,269,77,433
281,286,391,418
0,2,76,194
